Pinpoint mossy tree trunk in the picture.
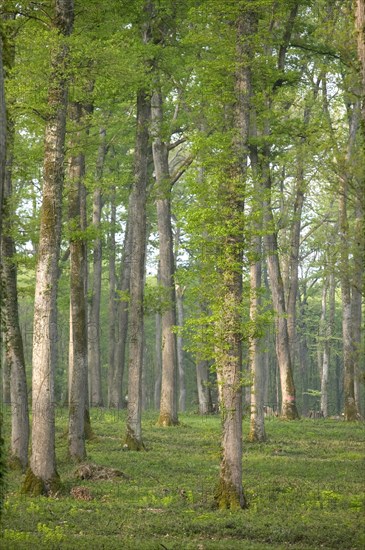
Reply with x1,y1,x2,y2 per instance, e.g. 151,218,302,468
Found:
125,86,151,449
0,25,29,470
68,101,87,461
24,0,73,496
355,0,365,131
1,126,29,470
214,4,257,510
0,35,5,237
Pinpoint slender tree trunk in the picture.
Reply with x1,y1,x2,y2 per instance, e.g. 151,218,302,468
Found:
1,123,29,470
107,188,117,407
248,110,266,442
151,88,178,426
88,129,106,407
196,359,212,415
352,198,363,416
320,276,330,417
176,285,186,412
340,107,361,421
124,89,151,450
23,0,74,495
355,0,365,131
110,219,132,408
264,208,299,419
248,241,266,442
154,308,162,410
68,102,87,461
0,32,6,234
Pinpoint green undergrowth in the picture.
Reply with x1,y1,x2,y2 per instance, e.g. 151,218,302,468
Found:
1,409,364,549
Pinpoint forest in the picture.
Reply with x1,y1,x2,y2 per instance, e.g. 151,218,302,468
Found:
0,0,364,547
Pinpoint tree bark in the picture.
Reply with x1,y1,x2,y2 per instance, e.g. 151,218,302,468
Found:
352,198,363,416
0,32,5,235
355,0,365,130
151,88,179,427
124,89,150,450
109,219,132,408
1,123,29,471
196,360,212,415
88,129,106,407
176,284,186,412
107,187,118,407
248,239,266,442
263,161,299,420
68,101,87,461
154,309,162,410
23,0,74,495
340,107,361,421
215,7,256,510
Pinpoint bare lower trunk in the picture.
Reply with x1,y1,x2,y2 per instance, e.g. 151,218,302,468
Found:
88,129,106,407
154,310,162,409
68,102,87,461
2,229,29,470
196,360,212,414
176,284,186,412
248,240,266,442
340,109,360,421
152,88,178,427
125,88,150,450
107,188,117,407
264,227,299,419
1,112,29,470
109,220,132,408
352,199,363,416
24,0,73,495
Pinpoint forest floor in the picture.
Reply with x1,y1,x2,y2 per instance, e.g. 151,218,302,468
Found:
1,410,364,549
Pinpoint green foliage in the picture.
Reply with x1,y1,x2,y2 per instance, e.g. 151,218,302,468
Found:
1,410,364,549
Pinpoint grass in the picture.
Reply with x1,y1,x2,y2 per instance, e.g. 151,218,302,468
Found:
1,409,364,549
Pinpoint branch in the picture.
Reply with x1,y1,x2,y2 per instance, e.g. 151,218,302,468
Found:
167,137,187,151
170,154,194,187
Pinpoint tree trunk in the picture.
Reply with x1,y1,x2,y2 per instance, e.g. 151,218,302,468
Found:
320,277,329,417
1,122,29,471
196,360,212,415
352,199,363,417
248,240,266,442
68,101,87,461
214,8,256,510
109,219,132,408
88,129,106,407
176,284,186,412
355,0,365,130
23,0,73,495
0,32,5,235
124,89,150,450
151,88,179,427
248,109,266,442
107,187,117,407
340,107,361,421
154,309,162,409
